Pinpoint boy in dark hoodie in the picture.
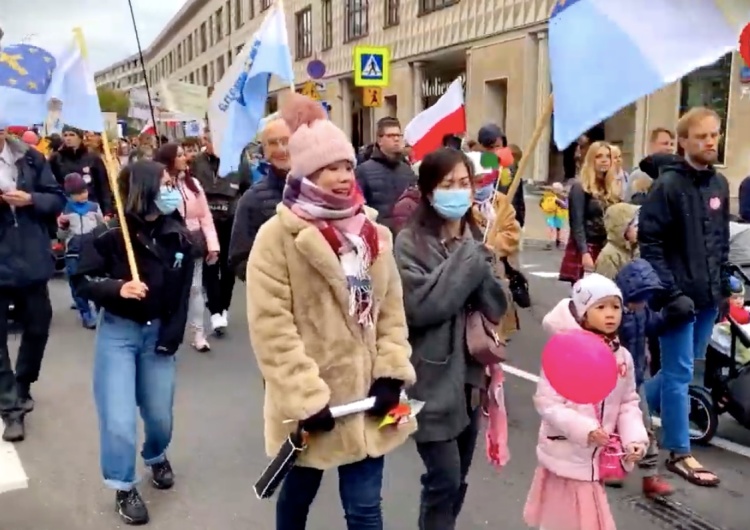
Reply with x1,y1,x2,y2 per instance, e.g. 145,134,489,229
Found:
614,258,673,497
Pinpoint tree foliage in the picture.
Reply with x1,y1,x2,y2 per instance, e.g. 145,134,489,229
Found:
97,87,129,119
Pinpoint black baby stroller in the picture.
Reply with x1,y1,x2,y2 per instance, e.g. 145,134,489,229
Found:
688,263,750,445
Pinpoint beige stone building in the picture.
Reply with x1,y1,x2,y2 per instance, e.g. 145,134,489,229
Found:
96,0,750,190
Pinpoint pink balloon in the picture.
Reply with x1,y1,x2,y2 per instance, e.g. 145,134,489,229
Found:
541,330,618,404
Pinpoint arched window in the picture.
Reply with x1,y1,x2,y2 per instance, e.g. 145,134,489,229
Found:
679,53,732,164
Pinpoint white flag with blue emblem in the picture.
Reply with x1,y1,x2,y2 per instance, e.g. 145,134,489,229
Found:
208,4,294,176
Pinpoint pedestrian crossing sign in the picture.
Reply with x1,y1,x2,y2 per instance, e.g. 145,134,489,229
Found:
363,87,383,107
354,46,390,87
300,80,321,100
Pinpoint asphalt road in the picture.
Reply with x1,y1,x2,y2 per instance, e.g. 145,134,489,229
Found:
0,252,748,530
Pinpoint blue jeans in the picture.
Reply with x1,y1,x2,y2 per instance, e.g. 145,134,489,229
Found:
93,312,176,491
276,456,384,530
65,256,90,316
644,306,718,454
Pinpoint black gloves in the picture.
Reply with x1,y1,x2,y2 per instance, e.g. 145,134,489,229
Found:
663,294,695,327
300,406,335,433
367,378,403,417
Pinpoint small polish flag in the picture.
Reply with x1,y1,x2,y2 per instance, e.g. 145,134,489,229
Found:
140,120,156,135
404,78,466,162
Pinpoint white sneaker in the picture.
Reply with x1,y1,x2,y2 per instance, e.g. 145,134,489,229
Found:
191,329,211,352
210,313,227,336
222,309,229,326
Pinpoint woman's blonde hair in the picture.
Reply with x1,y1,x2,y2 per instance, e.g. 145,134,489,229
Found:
580,141,618,205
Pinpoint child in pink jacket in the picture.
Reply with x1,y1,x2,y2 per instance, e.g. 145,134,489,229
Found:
524,274,648,530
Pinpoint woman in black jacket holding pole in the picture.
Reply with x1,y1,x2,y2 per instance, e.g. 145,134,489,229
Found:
71,160,193,526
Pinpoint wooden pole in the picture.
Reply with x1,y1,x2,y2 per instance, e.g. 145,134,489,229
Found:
73,27,141,283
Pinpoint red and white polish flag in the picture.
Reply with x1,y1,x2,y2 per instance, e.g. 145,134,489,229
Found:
404,78,466,162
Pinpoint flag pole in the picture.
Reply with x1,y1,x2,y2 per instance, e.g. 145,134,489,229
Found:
126,0,161,144
73,27,141,283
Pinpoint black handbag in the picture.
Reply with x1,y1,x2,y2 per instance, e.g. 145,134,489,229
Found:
188,229,207,259
501,257,531,308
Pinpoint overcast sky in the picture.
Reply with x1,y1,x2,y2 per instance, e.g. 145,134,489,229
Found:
1,0,184,72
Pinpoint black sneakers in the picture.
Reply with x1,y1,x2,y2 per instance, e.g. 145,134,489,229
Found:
116,488,149,525
2,416,24,442
151,459,174,490
114,459,174,525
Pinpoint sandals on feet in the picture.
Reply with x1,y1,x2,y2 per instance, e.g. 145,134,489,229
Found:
665,454,720,487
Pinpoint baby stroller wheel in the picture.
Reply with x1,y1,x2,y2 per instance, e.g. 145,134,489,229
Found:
688,386,718,446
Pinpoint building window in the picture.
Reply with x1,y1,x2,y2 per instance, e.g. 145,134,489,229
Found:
384,0,399,27
261,0,271,11
189,72,195,84
236,45,243,56
295,6,313,60
345,0,369,42
216,9,224,41
187,35,194,61
679,52,731,164
177,43,183,68
234,0,243,28
248,0,255,19
419,0,459,15
321,0,333,50
217,56,225,79
200,23,207,52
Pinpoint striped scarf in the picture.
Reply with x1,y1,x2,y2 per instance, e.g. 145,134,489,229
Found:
283,175,379,327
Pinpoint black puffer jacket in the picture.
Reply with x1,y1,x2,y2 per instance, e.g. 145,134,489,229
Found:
49,145,113,215
639,158,730,310
228,166,287,280
72,213,193,355
355,146,416,231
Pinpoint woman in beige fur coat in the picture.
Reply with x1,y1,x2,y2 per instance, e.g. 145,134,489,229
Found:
246,94,416,529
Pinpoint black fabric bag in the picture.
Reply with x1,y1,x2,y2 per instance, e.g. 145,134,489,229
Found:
501,257,531,308
187,229,207,259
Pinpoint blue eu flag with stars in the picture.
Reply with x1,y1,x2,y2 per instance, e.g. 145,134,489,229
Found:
0,44,57,126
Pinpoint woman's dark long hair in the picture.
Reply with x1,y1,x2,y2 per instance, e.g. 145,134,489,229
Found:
410,147,478,237
119,160,166,218
154,142,200,195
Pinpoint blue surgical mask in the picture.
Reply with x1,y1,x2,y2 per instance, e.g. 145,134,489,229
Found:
155,186,182,215
474,184,494,203
432,189,472,220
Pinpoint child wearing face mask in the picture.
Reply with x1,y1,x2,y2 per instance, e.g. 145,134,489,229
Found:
524,274,648,530
70,160,194,526
58,172,106,329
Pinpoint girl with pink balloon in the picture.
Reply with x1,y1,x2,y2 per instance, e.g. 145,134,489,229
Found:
523,274,649,530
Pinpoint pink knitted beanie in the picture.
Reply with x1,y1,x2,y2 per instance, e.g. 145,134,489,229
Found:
280,93,356,178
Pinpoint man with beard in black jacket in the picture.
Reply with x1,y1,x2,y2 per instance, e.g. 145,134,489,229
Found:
49,126,113,216
639,107,728,488
191,132,251,336
0,129,65,442
229,118,291,281
355,117,415,232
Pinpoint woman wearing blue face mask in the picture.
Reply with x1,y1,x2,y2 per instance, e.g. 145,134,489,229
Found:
70,160,193,526
394,148,508,530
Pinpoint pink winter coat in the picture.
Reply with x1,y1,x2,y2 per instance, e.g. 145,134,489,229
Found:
534,299,648,481
178,177,220,253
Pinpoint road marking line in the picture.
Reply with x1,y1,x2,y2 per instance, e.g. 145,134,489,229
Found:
528,271,560,279
501,363,750,460
522,263,540,269
0,439,28,494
